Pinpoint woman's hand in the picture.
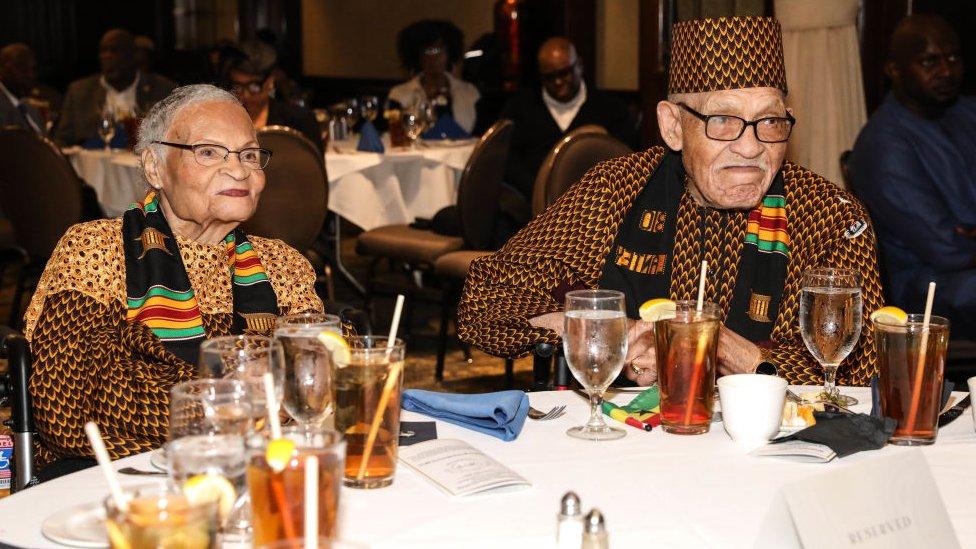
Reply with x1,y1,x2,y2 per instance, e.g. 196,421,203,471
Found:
623,319,658,386
717,326,762,375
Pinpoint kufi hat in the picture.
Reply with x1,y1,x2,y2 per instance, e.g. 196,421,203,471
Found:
668,16,788,95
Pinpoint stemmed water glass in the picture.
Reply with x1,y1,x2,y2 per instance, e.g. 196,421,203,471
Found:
359,95,379,123
98,108,116,151
402,101,435,147
273,313,342,428
798,268,863,405
563,289,629,440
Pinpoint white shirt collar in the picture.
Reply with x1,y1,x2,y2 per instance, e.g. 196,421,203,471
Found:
100,72,141,114
542,80,587,132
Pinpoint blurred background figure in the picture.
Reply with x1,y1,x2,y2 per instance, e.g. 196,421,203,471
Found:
134,35,156,74
54,28,175,146
224,40,320,148
849,14,976,335
0,43,43,134
388,19,481,135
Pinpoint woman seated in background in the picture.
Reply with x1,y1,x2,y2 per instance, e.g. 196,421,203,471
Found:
24,84,322,473
388,19,480,135
224,40,321,148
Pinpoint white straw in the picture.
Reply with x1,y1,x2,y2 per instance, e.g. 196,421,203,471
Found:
304,455,319,549
696,260,708,313
386,294,405,351
262,372,282,439
84,422,128,512
921,281,936,330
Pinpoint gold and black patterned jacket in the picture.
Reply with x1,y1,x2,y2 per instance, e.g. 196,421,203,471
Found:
23,218,323,464
458,146,884,386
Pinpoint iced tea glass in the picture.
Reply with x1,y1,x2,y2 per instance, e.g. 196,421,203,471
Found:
104,484,218,549
274,314,342,428
876,315,949,445
334,337,405,489
655,301,721,435
247,427,345,546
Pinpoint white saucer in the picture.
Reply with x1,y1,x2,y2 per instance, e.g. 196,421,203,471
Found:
41,501,108,548
149,447,168,472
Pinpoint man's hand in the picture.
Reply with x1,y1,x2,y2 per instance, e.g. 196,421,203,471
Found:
623,319,658,386
717,325,762,375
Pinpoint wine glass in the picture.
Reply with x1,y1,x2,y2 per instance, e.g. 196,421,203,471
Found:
359,95,379,123
798,268,863,405
273,313,342,428
402,101,434,147
563,289,629,440
98,109,116,151
198,335,284,426
341,98,361,132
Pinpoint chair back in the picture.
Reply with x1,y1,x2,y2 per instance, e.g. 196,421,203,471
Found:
532,127,632,216
457,119,514,250
0,127,84,259
244,126,328,253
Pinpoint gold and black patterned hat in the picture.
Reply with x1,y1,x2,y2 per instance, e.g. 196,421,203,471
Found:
668,16,787,95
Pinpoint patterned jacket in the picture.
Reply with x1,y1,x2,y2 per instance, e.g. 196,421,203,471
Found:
23,218,322,463
457,147,885,386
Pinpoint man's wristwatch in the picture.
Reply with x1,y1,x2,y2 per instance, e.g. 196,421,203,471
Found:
754,361,778,376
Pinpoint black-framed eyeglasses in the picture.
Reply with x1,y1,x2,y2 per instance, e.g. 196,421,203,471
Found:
540,62,578,84
677,103,795,143
152,141,272,170
228,78,267,96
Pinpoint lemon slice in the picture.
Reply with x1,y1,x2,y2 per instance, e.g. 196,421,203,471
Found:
317,330,351,364
265,437,296,473
870,306,908,326
182,473,236,522
638,298,676,322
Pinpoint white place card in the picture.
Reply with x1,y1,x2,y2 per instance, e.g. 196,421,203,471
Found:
399,439,531,497
782,450,960,549
751,440,837,463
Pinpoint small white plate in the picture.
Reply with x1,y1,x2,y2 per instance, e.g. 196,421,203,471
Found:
41,501,108,548
149,448,168,472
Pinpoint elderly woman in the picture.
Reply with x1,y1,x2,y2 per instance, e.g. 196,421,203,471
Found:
24,84,322,468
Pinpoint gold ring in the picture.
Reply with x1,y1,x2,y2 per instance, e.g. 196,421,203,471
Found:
630,363,643,376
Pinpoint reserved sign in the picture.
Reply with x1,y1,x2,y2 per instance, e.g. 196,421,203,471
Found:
782,450,960,549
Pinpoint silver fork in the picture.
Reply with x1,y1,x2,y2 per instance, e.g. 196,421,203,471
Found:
527,405,566,421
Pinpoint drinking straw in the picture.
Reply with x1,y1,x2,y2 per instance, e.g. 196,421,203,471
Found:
357,294,406,480
905,282,936,432
304,455,319,549
263,372,282,439
84,421,128,512
684,261,709,425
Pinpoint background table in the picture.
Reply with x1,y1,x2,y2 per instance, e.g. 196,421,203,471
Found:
64,148,145,218
1,387,972,548
325,138,476,231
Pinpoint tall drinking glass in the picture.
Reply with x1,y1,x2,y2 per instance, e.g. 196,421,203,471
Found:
273,314,342,428
104,484,218,549
655,301,721,435
798,268,863,405
198,335,283,425
876,315,949,445
563,290,628,441
167,434,249,540
169,379,254,440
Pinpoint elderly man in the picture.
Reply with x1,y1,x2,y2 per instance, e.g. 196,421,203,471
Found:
459,17,884,387
849,15,976,336
501,37,638,203
0,43,43,134
55,29,175,146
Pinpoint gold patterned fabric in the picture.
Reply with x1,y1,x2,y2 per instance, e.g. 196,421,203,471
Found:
24,218,323,463
457,146,885,386
669,16,788,94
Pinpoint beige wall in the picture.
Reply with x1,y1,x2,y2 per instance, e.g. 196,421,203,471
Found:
596,0,639,91
302,0,495,79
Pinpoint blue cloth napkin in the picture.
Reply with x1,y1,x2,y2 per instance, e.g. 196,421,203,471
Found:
421,113,470,140
356,121,384,152
401,389,529,441
82,124,128,150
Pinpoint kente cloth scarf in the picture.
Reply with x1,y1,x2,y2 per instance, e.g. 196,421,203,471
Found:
122,191,279,363
598,151,789,343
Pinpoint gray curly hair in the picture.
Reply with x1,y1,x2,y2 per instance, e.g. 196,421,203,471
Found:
135,84,242,160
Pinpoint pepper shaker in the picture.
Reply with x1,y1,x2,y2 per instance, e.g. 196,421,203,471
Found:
581,508,609,549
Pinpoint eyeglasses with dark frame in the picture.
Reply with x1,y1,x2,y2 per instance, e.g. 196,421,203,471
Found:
152,141,273,170
677,102,795,143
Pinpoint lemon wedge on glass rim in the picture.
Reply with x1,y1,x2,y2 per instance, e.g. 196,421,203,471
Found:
639,298,677,322
182,473,237,521
870,306,908,326
317,330,351,364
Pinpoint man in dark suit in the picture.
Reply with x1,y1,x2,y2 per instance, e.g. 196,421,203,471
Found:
501,37,639,202
0,43,44,134
55,29,176,146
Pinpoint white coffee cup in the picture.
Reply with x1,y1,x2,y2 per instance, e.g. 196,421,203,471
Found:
968,376,976,432
717,374,787,449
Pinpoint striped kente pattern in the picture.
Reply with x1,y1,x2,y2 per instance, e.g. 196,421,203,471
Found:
745,195,789,256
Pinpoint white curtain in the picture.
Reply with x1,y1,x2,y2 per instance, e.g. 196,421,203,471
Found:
776,0,865,187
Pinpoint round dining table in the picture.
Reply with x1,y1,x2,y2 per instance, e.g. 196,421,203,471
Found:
0,386,972,548
63,148,146,219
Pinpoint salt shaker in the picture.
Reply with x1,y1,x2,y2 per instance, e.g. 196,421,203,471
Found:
581,508,609,549
556,491,583,548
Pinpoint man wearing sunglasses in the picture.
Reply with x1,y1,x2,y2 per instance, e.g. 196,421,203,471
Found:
501,37,638,209
460,17,884,388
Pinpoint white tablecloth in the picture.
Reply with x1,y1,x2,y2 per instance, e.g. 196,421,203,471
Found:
64,148,145,218
1,387,972,548
325,138,476,231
